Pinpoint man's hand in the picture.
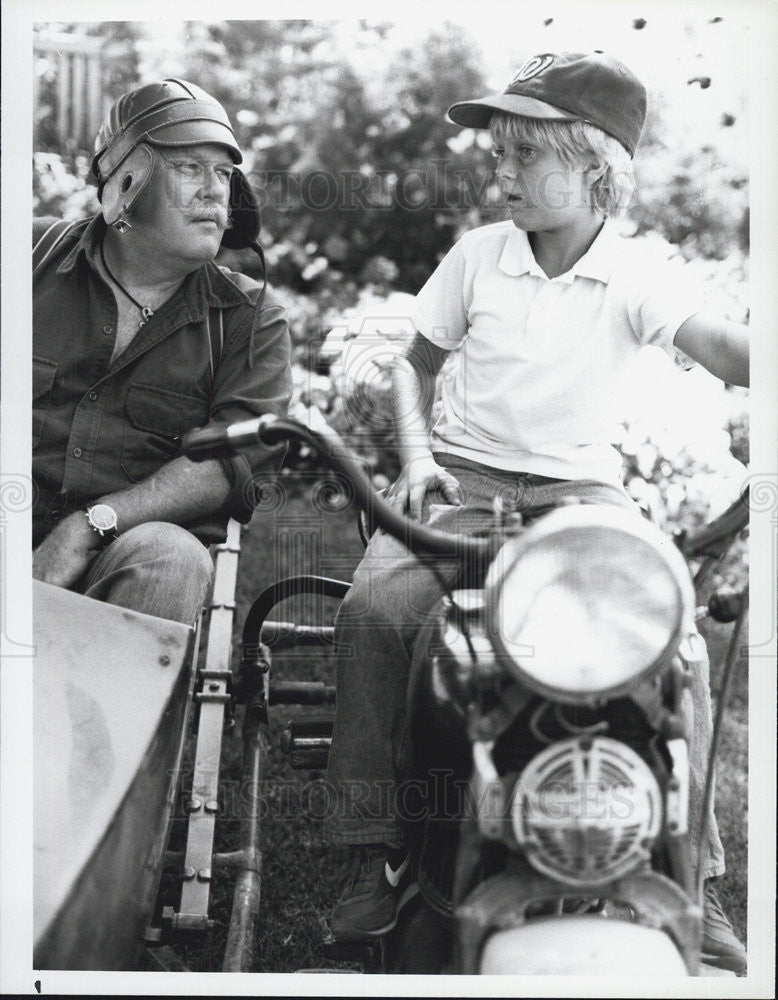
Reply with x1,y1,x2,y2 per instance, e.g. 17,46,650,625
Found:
33,512,100,589
387,454,463,521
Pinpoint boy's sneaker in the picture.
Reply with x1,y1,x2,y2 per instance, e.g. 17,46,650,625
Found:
701,882,747,974
330,843,418,942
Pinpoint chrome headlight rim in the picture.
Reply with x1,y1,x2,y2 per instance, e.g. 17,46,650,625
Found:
484,505,694,705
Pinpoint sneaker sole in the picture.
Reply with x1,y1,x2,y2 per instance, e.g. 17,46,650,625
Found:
332,882,420,942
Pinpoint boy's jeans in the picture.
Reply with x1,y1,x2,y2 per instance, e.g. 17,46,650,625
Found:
325,457,725,880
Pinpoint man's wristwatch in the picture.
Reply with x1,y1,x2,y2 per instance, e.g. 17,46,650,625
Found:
85,504,119,543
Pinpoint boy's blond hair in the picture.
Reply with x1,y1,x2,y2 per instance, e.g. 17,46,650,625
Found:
489,112,635,217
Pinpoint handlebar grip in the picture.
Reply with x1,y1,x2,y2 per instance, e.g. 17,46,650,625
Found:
182,416,279,461
708,589,747,623
680,485,749,558
181,424,233,461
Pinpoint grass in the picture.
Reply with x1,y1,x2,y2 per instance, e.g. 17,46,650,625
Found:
147,480,748,974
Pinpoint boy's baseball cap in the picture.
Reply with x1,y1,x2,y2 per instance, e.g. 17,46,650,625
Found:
447,51,647,157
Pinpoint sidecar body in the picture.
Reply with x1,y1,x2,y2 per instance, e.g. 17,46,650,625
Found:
33,580,196,970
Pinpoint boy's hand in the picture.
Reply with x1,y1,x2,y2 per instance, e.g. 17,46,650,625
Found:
388,454,463,521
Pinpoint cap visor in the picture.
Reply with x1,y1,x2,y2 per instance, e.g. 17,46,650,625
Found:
146,120,243,163
447,93,579,130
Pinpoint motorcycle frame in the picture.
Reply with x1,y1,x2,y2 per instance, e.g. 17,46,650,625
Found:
150,578,711,973
147,420,748,973
146,563,347,972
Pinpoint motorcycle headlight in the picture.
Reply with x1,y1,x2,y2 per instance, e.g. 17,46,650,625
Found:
485,505,693,703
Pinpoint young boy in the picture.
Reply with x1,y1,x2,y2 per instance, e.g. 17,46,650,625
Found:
325,51,748,972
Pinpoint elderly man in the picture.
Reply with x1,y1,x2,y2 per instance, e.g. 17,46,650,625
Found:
33,79,292,624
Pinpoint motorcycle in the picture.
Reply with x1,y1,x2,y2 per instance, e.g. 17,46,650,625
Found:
181,412,749,976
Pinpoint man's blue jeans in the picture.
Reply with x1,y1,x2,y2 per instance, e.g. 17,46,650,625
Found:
325,457,725,880
78,521,214,626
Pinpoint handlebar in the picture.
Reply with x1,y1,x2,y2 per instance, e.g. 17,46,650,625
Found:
182,415,494,563
679,486,749,559
185,415,750,570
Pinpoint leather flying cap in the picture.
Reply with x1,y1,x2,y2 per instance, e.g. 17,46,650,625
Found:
447,51,647,157
92,78,242,183
93,79,263,257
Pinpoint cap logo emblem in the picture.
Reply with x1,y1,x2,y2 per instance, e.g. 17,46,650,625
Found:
511,54,555,84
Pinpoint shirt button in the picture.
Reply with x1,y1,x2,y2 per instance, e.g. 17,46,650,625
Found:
73,447,82,458
88,391,98,401
103,325,114,335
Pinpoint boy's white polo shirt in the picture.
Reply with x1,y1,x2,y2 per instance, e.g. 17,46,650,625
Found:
412,220,705,484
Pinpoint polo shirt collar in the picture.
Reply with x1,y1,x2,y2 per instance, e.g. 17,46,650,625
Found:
57,213,250,309
497,219,619,285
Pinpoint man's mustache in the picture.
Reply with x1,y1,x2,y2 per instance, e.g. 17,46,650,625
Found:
187,206,229,225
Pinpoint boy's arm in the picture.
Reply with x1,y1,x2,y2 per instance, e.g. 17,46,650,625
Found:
673,311,749,387
394,333,448,464
390,332,462,520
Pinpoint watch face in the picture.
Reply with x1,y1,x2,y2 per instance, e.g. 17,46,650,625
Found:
89,504,117,532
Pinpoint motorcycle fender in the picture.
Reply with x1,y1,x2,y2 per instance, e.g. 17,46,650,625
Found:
479,915,688,976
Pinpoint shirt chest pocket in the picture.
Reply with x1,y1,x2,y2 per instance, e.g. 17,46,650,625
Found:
33,357,59,448
121,384,210,482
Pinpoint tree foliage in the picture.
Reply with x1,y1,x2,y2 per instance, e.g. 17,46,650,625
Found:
34,18,748,284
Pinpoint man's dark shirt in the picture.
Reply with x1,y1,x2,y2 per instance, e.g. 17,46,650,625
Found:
33,215,292,546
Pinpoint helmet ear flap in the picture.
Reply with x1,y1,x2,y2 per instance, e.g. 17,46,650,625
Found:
100,145,156,228
220,167,262,251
